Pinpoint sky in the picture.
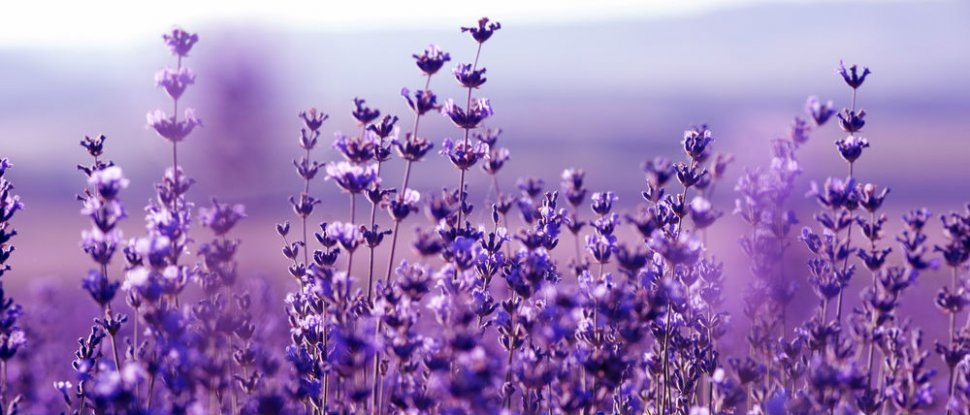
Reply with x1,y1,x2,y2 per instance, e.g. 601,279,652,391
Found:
0,0,875,47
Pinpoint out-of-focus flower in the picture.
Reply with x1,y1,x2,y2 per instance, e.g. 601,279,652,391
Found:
146,109,202,142
88,166,129,201
299,107,329,132
805,96,835,126
326,161,380,194
162,27,199,57
154,66,195,100
199,198,246,236
352,97,381,125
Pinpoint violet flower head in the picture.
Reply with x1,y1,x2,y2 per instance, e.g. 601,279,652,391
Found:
154,66,195,100
474,127,502,147
392,133,434,161
837,108,866,133
858,183,890,213
388,189,421,221
683,125,714,162
805,96,835,126
439,138,488,170
327,222,361,252
809,176,857,210
838,60,871,89
368,115,399,139
146,109,202,142
326,161,380,194
82,270,120,308
590,192,617,216
442,98,493,129
352,98,381,125
88,166,129,201
199,198,246,236
413,44,451,75
835,135,870,163
461,17,502,43
162,27,199,57
401,88,440,116
648,229,702,265
689,196,723,229
454,63,487,89
299,107,330,132
80,135,107,158
332,131,378,163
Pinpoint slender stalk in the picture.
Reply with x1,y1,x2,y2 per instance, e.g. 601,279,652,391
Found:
455,43,483,227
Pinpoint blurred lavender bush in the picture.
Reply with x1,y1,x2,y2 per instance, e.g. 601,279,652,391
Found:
1,16,969,415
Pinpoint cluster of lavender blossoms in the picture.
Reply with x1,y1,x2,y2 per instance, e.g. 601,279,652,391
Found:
1,17,968,415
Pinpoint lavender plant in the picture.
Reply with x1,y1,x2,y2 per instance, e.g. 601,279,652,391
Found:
0,159,25,415
1,16,967,415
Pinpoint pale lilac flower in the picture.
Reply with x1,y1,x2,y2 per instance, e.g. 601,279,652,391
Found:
325,161,380,194
154,66,196,100
88,166,129,201
162,27,199,57
146,109,202,142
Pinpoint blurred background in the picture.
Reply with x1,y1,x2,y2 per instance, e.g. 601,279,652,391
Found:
1,0,969,357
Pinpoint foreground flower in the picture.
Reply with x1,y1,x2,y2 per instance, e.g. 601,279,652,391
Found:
442,98,493,129
413,45,451,75
326,161,380,193
462,17,502,43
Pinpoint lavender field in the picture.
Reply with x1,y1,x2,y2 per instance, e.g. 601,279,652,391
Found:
1,1,970,414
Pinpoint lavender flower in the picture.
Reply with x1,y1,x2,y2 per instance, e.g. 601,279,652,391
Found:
352,97,381,125
442,98,493,129
454,63,487,88
835,135,870,163
154,66,195,100
461,17,502,43
805,96,836,126
326,161,380,193
162,27,199,57
146,109,202,142
413,44,451,75
838,61,871,89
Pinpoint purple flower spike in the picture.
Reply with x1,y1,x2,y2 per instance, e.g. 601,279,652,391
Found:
461,17,502,43
838,60,871,89
162,27,199,57
413,44,451,75
147,109,202,142
442,98,493,129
